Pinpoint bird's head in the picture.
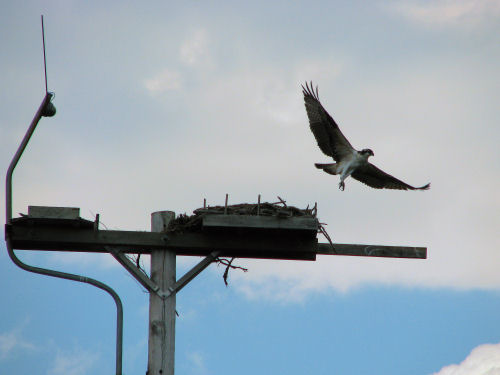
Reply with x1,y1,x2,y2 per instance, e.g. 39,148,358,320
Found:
360,148,374,158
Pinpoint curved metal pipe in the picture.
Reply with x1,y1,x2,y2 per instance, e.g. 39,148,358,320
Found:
5,94,123,375
5,237,123,374
6,93,52,223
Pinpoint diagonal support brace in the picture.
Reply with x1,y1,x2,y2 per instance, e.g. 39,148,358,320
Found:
109,247,221,298
163,251,221,298
108,247,160,293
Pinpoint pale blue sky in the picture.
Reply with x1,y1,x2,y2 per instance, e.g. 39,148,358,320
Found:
1,1,499,374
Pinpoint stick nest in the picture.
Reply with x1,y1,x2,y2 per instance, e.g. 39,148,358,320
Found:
167,197,317,233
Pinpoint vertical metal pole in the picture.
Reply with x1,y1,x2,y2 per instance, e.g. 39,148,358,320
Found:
148,211,176,375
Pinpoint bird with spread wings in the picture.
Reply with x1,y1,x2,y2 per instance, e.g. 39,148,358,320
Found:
302,82,430,191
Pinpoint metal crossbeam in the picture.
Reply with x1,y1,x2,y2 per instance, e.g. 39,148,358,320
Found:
7,221,317,260
7,220,426,259
317,243,426,259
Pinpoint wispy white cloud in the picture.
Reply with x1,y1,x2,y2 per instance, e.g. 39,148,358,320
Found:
431,342,500,375
124,336,148,372
186,350,209,375
143,29,211,96
191,57,343,132
388,0,500,28
48,347,100,375
180,29,210,66
144,68,182,95
0,323,36,360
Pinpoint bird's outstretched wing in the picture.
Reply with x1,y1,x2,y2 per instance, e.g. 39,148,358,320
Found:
302,82,354,161
351,163,430,190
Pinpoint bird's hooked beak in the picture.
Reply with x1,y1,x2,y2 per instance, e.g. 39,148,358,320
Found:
361,149,374,157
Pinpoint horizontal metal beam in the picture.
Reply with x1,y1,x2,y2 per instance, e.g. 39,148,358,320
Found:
7,224,316,260
7,222,426,260
165,231,317,260
317,243,426,259
8,224,166,252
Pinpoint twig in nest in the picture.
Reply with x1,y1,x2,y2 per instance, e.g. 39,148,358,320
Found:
312,202,318,217
277,196,287,207
318,223,336,254
216,257,248,286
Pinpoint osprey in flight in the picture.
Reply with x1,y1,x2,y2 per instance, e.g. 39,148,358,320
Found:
302,82,430,191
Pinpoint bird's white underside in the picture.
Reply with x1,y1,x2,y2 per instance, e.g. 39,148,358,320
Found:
338,150,370,184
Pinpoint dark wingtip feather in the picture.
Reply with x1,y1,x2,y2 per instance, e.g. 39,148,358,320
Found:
417,183,431,190
302,81,320,101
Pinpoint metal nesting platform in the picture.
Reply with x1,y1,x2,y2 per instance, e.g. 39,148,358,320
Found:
7,206,319,260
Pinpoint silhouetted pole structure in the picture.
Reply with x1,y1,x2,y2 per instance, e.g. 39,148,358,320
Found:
148,211,176,375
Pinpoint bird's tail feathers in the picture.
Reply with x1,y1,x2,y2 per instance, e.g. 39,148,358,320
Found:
315,163,338,175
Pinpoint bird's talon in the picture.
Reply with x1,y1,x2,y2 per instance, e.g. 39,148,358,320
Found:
339,182,345,191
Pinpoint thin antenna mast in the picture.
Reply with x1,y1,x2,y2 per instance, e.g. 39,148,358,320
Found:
39,15,55,117
41,15,48,94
